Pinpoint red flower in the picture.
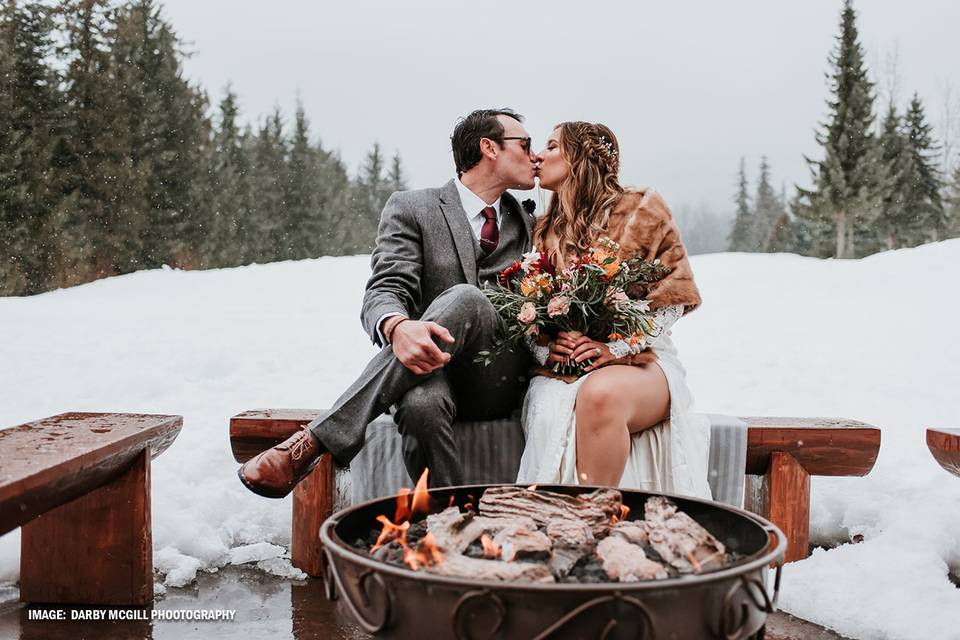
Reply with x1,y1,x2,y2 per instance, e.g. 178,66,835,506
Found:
534,252,555,275
498,260,523,286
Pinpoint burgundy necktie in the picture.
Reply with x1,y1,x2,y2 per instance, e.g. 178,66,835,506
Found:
480,206,499,255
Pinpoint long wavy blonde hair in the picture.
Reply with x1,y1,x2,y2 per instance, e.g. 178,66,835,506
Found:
533,121,624,265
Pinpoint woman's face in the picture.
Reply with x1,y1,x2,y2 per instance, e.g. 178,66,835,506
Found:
537,128,569,191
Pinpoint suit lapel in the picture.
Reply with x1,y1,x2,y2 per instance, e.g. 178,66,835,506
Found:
502,191,535,248
438,179,478,285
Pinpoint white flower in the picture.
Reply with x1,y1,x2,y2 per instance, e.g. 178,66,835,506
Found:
521,248,541,272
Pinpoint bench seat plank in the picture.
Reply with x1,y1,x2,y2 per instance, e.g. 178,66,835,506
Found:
742,417,880,476
0,412,181,535
926,428,960,478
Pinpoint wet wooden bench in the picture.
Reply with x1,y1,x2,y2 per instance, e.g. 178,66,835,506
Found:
230,410,880,573
0,412,182,605
926,428,960,478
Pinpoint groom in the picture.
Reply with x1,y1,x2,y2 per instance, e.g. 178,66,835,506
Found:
238,108,540,497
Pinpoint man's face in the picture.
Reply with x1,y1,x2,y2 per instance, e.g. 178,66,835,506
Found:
492,115,539,190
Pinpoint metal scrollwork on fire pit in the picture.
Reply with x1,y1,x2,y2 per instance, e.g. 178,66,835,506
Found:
717,570,779,640
530,591,655,640
323,549,394,634
452,589,507,640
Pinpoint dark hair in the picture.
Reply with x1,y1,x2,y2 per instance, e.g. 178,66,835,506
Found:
451,108,523,176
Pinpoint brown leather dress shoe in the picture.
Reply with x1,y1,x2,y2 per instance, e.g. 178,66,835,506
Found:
237,427,324,498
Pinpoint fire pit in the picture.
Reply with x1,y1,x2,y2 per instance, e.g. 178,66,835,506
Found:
320,484,785,640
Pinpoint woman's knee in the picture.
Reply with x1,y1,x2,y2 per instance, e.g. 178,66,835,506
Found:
577,374,623,417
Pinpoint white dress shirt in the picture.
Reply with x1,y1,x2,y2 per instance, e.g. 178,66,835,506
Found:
376,178,502,345
454,176,502,240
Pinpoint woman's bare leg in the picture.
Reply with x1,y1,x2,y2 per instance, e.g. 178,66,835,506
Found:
574,363,670,486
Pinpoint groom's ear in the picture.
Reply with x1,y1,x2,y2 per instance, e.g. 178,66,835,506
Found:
479,137,499,161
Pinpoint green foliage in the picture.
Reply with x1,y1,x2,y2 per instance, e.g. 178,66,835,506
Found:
0,1,409,296
795,0,881,259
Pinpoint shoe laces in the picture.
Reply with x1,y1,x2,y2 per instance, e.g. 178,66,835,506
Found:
290,431,313,461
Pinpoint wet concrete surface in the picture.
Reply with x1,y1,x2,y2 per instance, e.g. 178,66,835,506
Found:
0,566,853,640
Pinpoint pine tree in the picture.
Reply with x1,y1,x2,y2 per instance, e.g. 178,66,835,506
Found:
0,1,62,295
754,156,781,251
339,142,388,253
766,184,794,253
795,0,880,258
248,108,287,263
902,93,945,242
112,0,208,269
205,86,252,266
312,146,352,256
874,104,916,250
944,164,960,239
283,100,320,261
387,151,408,193
727,158,754,251
53,0,148,285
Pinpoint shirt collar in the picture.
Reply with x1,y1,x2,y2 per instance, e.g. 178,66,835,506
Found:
455,177,501,220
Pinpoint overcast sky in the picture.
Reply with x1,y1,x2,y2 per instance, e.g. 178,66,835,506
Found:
159,0,959,214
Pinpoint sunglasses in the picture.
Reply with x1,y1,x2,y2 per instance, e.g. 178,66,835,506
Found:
501,136,533,153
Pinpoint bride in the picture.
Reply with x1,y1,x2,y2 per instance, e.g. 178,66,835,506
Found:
517,121,712,499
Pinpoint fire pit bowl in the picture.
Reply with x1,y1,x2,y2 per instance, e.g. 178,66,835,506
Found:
320,484,785,640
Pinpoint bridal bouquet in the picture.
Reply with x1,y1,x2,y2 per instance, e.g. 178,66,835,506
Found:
476,238,672,377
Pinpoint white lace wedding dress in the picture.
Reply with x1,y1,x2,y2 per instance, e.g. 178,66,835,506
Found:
516,306,713,499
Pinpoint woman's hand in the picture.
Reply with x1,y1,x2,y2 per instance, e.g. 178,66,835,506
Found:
549,331,616,372
571,340,615,372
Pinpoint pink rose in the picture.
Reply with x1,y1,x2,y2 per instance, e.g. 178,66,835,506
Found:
517,302,537,324
547,295,570,318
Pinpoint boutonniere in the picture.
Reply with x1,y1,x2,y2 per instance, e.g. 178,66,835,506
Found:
521,199,536,216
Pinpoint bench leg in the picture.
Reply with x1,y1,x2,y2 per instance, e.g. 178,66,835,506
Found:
292,453,335,577
744,450,810,563
20,449,153,605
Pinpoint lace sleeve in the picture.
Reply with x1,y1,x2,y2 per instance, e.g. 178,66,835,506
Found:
524,335,550,366
605,304,684,356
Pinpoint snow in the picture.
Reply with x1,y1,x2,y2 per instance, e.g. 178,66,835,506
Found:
2,242,960,639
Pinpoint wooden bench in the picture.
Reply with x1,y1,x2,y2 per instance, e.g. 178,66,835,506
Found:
230,410,880,572
926,428,960,478
0,412,182,605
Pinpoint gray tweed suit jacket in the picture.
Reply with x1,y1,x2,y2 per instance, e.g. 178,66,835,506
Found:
361,179,534,347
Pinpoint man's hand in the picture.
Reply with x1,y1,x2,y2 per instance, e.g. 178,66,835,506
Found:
390,319,455,375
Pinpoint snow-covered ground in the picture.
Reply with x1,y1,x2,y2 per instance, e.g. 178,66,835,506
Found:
1,242,959,639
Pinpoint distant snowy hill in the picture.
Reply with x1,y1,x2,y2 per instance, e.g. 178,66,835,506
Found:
2,242,959,639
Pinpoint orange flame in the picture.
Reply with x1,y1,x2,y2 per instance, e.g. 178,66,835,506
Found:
410,468,431,518
394,487,412,523
371,515,410,551
480,534,501,560
403,533,444,570
620,504,630,520
526,484,538,491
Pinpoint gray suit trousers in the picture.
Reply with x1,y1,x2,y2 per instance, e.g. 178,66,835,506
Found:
308,284,530,487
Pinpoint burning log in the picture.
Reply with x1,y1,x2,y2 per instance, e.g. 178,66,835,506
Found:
492,526,552,562
478,486,622,537
596,536,668,582
609,520,649,546
643,496,725,574
545,518,595,579
425,553,555,583
425,507,538,554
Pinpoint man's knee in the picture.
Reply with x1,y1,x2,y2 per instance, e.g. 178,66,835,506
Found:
444,284,493,314
394,383,456,438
